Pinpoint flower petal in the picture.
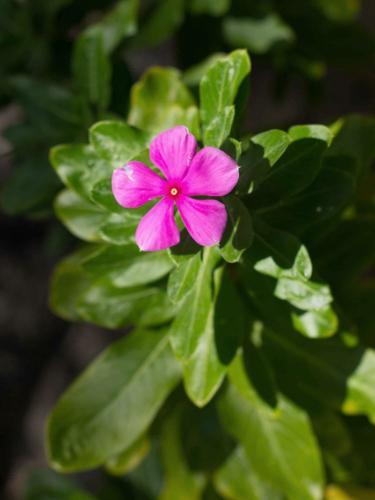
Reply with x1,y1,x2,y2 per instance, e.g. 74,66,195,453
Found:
136,198,180,251
183,147,239,196
149,126,197,181
177,196,227,247
112,161,166,208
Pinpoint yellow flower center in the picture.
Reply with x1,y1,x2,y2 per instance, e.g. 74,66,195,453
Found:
170,187,178,196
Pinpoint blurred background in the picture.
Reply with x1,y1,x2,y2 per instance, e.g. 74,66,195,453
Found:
0,0,374,498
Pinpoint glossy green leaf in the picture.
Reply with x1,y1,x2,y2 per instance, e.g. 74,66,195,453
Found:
170,247,220,360
292,308,338,339
47,329,181,471
200,50,251,147
54,189,107,242
182,266,245,406
128,67,199,135
72,27,111,111
97,212,140,246
160,407,206,500
223,15,295,54
288,124,334,145
218,352,325,500
82,244,174,288
89,120,150,168
183,53,226,87
214,446,282,500
220,196,254,263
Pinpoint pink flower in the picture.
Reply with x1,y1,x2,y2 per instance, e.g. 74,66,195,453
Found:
112,126,239,251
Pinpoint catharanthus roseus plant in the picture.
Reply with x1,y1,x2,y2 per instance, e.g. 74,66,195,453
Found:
112,125,239,250
46,48,375,500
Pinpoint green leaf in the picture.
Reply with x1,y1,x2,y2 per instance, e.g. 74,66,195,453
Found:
218,352,325,500
49,246,97,322
82,244,174,288
0,156,60,215
182,266,245,406
77,283,175,329
200,50,251,147
252,220,337,338
97,211,141,246
189,0,230,16
98,0,139,52
105,434,150,476
167,253,202,304
183,53,226,87
89,120,151,170
223,15,295,54
251,129,292,166
262,327,375,423
214,446,282,500
220,196,254,263
130,0,184,49
25,469,96,500
288,124,334,145
128,67,199,135
249,138,327,210
313,0,361,23
72,27,111,111
50,144,93,200
160,407,206,500
170,247,220,360
47,329,181,471
54,189,107,242
292,308,338,339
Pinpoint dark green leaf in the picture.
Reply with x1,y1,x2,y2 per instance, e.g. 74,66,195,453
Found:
220,196,254,263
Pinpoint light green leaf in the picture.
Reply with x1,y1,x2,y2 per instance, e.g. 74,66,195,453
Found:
292,308,338,339
200,49,251,147
47,329,181,471
54,189,107,242
218,352,325,500
183,53,226,87
251,129,291,166
214,446,282,500
223,15,295,54
160,407,206,500
128,67,200,135
220,196,254,263
288,124,334,145
82,244,174,288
